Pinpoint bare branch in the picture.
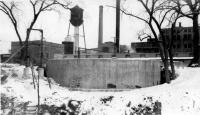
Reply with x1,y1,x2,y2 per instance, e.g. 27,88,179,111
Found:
107,5,148,23
0,1,22,45
171,0,193,19
0,5,9,14
137,32,151,41
30,0,36,15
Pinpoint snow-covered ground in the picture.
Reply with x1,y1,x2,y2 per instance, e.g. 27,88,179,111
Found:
1,63,200,115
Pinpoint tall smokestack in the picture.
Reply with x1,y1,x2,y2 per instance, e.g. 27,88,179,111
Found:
98,5,103,48
116,0,120,53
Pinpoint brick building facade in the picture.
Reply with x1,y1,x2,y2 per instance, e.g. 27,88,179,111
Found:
11,40,64,64
162,24,197,56
131,23,197,57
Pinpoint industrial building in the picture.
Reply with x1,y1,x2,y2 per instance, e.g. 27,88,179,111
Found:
162,23,194,57
0,54,11,63
11,40,64,64
131,23,196,57
131,38,159,53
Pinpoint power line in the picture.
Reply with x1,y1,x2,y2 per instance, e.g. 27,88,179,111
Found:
0,40,12,42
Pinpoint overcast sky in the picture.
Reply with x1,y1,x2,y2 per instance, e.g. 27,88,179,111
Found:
0,0,193,53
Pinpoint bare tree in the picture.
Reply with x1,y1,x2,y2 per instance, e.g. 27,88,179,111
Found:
0,0,71,63
26,0,71,43
172,0,200,67
108,0,178,83
166,10,184,80
0,1,23,46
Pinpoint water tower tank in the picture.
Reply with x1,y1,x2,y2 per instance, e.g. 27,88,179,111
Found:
70,5,83,27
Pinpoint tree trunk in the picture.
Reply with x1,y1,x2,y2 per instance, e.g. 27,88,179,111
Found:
14,24,25,64
23,16,37,66
169,48,176,80
164,47,170,83
188,14,200,67
14,24,23,47
169,23,176,80
160,31,170,83
148,21,171,83
24,29,31,67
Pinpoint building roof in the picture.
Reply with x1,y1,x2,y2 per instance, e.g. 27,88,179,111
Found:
11,40,63,46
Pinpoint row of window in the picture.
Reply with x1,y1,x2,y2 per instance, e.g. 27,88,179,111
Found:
163,34,192,42
163,28,193,34
173,43,192,51
135,48,159,53
184,44,192,49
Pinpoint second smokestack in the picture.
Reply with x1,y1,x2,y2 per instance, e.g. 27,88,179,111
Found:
116,0,120,53
98,5,103,48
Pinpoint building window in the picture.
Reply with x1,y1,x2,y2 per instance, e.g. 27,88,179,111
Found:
98,55,103,58
183,34,192,42
162,30,165,34
177,35,180,42
176,29,180,33
184,34,188,41
156,54,160,57
188,34,192,40
46,53,49,59
86,55,90,58
184,29,187,33
177,44,180,49
189,53,193,57
184,44,187,48
102,47,109,52
165,35,169,40
188,44,192,48
140,54,145,58
173,30,176,34
173,53,178,57
188,28,191,32
173,36,176,41
173,44,176,49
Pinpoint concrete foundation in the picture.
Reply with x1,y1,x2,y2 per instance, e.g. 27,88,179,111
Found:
38,68,44,77
47,59,161,89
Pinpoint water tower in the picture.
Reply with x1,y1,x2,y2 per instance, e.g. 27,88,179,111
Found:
63,5,86,55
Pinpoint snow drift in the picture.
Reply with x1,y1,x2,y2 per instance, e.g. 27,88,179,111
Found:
1,64,200,115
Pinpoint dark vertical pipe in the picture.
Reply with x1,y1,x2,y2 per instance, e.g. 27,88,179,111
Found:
67,22,71,38
116,0,120,53
37,72,40,115
78,47,80,58
83,23,87,54
26,28,30,67
40,30,43,67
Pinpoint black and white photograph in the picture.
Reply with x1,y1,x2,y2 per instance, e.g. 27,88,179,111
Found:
1,0,200,115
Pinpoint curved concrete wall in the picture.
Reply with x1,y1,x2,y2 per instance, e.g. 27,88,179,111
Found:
47,59,161,89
